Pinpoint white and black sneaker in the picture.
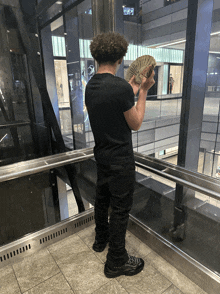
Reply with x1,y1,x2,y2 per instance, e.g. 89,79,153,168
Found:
104,254,144,278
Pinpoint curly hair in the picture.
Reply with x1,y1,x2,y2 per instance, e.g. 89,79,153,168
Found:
90,32,129,65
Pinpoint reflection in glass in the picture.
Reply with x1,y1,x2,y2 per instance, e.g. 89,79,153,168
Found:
199,19,220,179
41,2,94,150
0,6,39,166
132,166,220,274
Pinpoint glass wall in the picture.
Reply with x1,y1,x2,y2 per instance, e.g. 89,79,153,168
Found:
132,165,220,274
0,5,50,167
39,0,186,156
41,0,94,150
199,0,220,188
128,0,187,158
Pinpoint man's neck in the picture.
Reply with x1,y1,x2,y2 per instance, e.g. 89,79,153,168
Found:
97,63,118,75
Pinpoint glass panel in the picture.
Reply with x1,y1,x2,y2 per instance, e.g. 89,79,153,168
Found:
41,1,94,150
0,167,93,246
64,0,93,150
199,3,220,177
0,6,48,166
38,1,64,28
131,165,220,274
124,0,187,158
0,171,55,246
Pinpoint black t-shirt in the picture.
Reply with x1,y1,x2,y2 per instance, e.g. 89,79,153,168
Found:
85,73,135,165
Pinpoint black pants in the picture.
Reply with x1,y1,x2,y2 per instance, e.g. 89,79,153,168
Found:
95,161,135,267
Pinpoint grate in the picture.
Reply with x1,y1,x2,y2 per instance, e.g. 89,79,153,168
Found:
0,208,95,268
40,228,68,244
0,244,31,262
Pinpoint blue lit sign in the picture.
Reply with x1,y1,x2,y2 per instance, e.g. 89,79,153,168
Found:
123,7,134,16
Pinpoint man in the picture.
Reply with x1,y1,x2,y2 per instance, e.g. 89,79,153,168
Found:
169,74,174,94
85,32,155,278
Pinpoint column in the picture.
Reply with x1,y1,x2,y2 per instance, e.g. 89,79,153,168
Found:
172,0,214,239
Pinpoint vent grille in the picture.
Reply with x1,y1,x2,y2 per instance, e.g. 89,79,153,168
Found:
0,244,31,262
0,209,94,268
40,228,68,244
74,215,94,228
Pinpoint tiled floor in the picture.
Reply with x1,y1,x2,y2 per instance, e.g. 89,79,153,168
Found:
1,224,208,294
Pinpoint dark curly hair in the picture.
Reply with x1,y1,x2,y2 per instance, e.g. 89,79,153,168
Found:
90,32,129,65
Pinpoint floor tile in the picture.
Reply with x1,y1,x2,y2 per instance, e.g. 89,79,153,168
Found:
77,224,96,249
23,273,74,294
117,263,172,294
0,265,21,294
162,284,183,294
93,245,109,263
12,248,60,293
146,251,206,294
92,280,128,294
57,250,109,294
126,231,152,258
48,233,90,262
125,231,142,252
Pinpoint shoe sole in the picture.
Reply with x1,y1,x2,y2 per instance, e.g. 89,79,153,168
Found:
92,242,108,253
92,246,106,252
104,263,144,278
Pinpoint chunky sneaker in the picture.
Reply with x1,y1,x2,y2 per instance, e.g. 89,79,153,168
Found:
104,254,144,278
92,239,108,252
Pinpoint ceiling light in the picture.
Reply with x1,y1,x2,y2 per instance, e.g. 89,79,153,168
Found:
156,31,220,49
211,31,220,36
156,39,186,48
209,51,220,54
56,1,62,4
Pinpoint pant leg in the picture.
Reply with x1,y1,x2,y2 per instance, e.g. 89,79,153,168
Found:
94,164,111,243
106,162,135,267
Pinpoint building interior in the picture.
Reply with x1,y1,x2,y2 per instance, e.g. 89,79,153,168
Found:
0,0,220,293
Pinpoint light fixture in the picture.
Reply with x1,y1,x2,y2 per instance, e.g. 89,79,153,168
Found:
156,39,186,48
56,1,62,4
211,31,220,36
209,51,220,54
156,31,220,49
0,134,7,143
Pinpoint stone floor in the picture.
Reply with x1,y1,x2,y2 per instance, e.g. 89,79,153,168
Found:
1,224,208,294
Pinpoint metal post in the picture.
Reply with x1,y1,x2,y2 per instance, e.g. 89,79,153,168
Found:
171,0,214,240
91,0,124,78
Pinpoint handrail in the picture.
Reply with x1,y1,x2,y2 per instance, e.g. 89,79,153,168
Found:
1,147,220,202
0,147,94,183
134,151,220,201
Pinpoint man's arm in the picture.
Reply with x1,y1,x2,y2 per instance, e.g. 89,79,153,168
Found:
124,67,155,131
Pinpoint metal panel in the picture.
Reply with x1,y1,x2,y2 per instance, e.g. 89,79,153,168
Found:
142,0,188,23
142,19,187,40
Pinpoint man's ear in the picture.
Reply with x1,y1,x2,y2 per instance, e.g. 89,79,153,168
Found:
119,58,123,65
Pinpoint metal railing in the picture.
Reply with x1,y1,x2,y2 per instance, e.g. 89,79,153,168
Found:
0,146,220,203
134,151,220,201
0,147,94,183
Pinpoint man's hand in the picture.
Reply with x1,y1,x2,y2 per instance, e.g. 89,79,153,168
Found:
139,65,155,92
128,65,155,95
128,75,140,96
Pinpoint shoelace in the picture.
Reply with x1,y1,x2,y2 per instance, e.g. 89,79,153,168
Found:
127,255,139,265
